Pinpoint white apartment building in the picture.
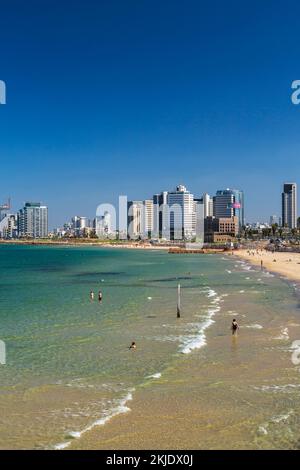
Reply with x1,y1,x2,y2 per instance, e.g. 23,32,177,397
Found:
18,202,48,238
0,214,17,238
167,185,195,240
96,211,112,238
127,200,144,239
144,199,153,237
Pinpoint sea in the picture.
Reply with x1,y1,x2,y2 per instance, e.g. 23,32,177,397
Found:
0,245,300,449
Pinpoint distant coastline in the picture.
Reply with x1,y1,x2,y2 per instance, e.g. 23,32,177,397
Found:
0,239,170,250
0,239,232,254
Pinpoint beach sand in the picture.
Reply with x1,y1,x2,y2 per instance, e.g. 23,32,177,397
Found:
233,249,300,283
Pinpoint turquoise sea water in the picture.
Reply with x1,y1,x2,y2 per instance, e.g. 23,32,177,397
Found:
0,245,299,449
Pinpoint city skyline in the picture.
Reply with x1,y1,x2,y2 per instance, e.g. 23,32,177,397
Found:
1,179,299,229
1,1,300,227
1,181,298,238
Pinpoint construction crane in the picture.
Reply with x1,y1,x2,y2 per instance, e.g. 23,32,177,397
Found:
0,198,11,221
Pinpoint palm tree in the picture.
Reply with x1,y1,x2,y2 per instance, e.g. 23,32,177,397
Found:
271,223,278,236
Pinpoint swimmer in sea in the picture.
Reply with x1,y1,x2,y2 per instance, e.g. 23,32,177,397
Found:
231,319,239,336
129,341,136,350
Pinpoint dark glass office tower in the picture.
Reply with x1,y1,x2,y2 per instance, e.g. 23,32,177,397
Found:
282,183,297,228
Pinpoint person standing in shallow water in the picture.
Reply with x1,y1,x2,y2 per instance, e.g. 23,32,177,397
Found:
90,291,94,301
98,291,103,302
231,319,239,336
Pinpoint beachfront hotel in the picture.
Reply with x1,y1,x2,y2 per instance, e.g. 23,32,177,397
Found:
282,183,297,229
17,202,48,238
167,185,195,240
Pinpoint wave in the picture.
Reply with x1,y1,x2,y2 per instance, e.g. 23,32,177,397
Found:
54,389,134,450
179,291,220,355
206,289,217,298
254,384,300,393
146,372,162,379
243,324,263,329
274,327,289,340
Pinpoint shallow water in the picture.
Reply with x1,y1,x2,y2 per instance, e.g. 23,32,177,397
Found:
0,245,299,449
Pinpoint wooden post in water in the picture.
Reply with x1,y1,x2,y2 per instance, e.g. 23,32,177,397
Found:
177,284,181,318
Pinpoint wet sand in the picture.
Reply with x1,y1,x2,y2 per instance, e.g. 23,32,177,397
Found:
234,250,300,283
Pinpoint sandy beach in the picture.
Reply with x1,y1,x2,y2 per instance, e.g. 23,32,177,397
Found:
233,249,300,283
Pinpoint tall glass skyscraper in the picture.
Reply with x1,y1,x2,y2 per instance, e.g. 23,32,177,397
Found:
282,183,297,229
213,189,244,229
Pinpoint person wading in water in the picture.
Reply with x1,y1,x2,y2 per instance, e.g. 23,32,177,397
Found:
231,319,239,336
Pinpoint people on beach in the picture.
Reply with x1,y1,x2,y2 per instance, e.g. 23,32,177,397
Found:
261,260,263,270
90,290,94,300
129,341,136,350
98,290,103,302
231,319,239,336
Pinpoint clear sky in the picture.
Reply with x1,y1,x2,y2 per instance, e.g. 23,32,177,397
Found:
0,0,300,228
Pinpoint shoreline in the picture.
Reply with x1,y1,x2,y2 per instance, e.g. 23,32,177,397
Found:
232,249,300,284
0,240,226,254
0,240,170,250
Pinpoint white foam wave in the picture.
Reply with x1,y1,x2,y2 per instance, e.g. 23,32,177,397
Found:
254,384,300,393
206,289,217,298
54,441,70,450
146,372,162,379
271,410,293,423
242,265,253,271
179,298,220,354
274,327,289,340
257,426,268,435
54,389,134,450
243,324,263,329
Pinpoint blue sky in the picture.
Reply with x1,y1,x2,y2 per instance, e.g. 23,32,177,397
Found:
0,0,300,228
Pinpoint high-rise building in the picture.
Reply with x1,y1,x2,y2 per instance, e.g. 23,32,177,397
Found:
202,193,213,218
167,185,195,240
153,191,168,239
96,211,112,238
282,183,297,229
270,215,278,226
213,189,244,230
18,202,48,238
127,200,144,239
144,199,153,237
0,214,17,239
71,216,88,235
193,198,205,243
